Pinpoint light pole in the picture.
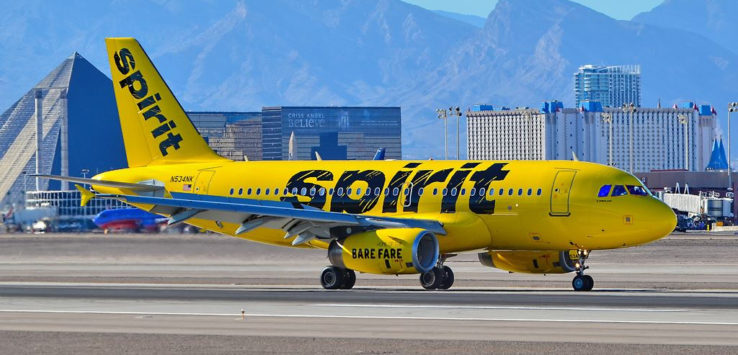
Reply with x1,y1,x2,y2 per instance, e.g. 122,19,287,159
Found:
728,102,738,192
678,114,689,170
601,113,613,166
436,108,448,160
623,103,637,173
450,106,461,160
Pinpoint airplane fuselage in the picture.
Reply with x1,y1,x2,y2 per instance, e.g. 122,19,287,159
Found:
95,159,676,254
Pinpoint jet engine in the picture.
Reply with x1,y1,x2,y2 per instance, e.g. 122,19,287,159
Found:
478,250,577,274
328,228,439,275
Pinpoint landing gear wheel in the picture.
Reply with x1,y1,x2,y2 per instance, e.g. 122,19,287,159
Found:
582,274,594,291
572,275,587,291
341,269,356,289
437,266,454,290
320,266,345,290
420,268,442,289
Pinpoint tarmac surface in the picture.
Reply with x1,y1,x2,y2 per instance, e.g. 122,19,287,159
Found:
1,231,737,353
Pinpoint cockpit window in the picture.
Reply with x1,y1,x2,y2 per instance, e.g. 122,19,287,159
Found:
611,185,628,197
597,185,612,197
627,185,649,196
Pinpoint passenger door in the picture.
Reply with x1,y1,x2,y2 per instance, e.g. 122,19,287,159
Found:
550,170,576,216
194,170,216,195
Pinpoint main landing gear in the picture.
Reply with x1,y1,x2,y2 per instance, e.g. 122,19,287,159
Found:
571,249,594,291
419,256,454,290
320,266,356,289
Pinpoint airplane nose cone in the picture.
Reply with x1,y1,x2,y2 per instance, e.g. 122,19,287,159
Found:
655,200,677,239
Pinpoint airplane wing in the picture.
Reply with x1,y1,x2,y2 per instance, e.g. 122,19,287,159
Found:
91,190,446,246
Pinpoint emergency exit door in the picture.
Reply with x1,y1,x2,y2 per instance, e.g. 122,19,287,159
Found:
550,170,576,216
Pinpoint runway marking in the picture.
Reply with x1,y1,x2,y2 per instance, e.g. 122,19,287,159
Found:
314,303,686,312
0,309,737,326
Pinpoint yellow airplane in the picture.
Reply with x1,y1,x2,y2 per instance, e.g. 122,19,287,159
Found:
42,38,676,291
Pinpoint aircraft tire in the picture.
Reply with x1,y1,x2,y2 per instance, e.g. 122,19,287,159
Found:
437,266,454,290
572,275,587,291
583,275,594,291
321,266,345,290
420,268,442,290
341,269,356,289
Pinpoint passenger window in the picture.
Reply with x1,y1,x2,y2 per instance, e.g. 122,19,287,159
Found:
356,188,362,196
300,187,307,195
393,188,399,196
347,188,352,196
319,188,325,196
460,188,466,196
256,188,261,195
537,188,542,196
309,187,316,196
489,188,494,195
442,188,448,196
265,188,270,195
418,188,424,196
433,188,438,196
517,188,523,196
384,188,389,195
329,188,334,195
598,185,612,197
499,188,504,196
451,188,457,197
611,185,628,197
274,188,279,195
292,187,298,195
284,188,289,195
247,188,252,195
479,188,485,196
229,188,234,195
337,187,344,196
374,187,380,196
527,188,532,196
508,188,513,195
403,188,409,196
627,185,649,196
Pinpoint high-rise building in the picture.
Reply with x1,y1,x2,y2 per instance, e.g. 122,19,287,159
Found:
467,101,716,172
188,112,263,161
261,106,401,160
574,65,641,108
0,53,126,207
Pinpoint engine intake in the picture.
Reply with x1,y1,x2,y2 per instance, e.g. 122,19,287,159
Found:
329,228,438,274
478,250,577,274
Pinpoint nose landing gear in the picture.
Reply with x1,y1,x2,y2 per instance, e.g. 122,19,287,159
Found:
571,250,594,291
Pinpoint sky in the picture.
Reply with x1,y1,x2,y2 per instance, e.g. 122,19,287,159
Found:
403,0,664,20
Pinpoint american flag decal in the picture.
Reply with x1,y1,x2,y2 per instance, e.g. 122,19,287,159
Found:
183,184,192,192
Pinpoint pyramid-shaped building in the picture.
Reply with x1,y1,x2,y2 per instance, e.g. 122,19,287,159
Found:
0,53,126,206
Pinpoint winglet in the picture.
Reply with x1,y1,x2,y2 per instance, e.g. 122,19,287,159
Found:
571,150,579,161
75,184,95,207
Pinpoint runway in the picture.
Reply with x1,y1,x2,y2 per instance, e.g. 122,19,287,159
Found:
1,232,738,353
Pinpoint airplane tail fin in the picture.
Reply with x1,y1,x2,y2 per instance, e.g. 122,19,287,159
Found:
105,38,225,167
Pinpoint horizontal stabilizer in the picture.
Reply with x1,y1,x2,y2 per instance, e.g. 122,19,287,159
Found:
33,174,164,192
74,184,96,207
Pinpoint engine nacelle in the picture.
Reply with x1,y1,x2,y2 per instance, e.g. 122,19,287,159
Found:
328,228,439,275
478,250,577,274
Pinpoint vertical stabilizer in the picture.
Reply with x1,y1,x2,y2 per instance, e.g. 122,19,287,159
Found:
105,38,225,167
